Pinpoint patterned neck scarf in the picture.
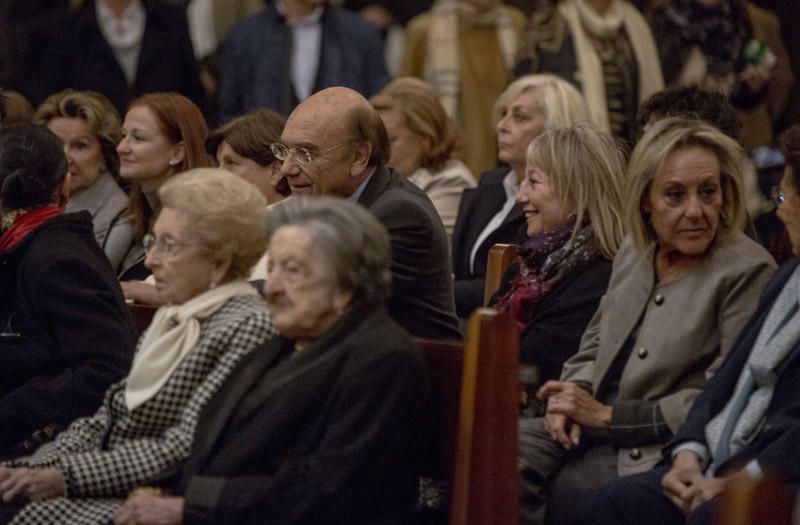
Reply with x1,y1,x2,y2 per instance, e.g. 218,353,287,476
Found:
662,0,752,76
495,220,599,328
0,205,63,254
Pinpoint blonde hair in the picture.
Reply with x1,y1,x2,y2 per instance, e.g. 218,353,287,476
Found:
34,89,122,177
493,74,592,130
369,77,458,172
527,123,626,259
159,168,267,281
626,117,745,254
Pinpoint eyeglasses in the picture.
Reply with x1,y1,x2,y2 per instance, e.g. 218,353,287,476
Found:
270,143,314,165
143,234,199,258
771,186,786,206
270,142,351,166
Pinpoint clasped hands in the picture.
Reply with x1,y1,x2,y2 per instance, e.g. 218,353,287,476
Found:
537,380,613,450
0,467,65,504
661,450,739,514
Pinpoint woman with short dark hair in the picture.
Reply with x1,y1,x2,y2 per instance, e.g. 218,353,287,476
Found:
0,123,136,458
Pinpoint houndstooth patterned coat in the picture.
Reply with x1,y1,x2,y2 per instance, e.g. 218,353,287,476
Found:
6,294,275,525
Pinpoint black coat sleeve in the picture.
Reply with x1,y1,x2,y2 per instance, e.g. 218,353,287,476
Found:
0,249,136,451
181,346,430,525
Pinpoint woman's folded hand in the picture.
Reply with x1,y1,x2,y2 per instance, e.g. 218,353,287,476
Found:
0,467,65,503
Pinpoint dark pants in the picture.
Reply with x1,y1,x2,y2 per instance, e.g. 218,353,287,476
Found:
0,503,21,524
589,465,715,525
519,417,617,525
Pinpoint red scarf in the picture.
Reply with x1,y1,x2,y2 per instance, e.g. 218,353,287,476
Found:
0,206,63,254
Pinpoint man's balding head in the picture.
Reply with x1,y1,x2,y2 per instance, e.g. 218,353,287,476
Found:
278,87,390,197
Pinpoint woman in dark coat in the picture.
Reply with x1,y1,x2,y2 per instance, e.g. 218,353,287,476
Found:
493,123,625,396
0,123,136,458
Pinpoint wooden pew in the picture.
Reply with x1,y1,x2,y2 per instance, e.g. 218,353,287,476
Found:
128,303,157,335
416,308,520,525
715,475,795,525
483,244,518,306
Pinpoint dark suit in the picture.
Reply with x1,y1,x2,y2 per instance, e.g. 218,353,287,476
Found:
358,166,462,340
176,302,431,525
219,3,389,122
589,259,800,525
494,255,613,386
46,0,204,116
451,167,526,318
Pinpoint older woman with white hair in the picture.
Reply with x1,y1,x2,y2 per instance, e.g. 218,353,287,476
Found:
518,118,776,525
113,197,432,525
452,73,592,317
0,169,275,525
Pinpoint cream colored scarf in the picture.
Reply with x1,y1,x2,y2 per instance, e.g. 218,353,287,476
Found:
426,0,518,119
558,0,663,132
125,280,258,410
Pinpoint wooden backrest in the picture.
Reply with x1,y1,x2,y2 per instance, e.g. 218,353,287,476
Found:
417,308,519,525
715,475,794,525
483,244,518,306
129,303,157,335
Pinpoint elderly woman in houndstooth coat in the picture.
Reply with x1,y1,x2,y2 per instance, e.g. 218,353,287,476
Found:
0,168,275,525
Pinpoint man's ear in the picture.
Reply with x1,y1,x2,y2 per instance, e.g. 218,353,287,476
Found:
268,159,283,185
349,142,372,177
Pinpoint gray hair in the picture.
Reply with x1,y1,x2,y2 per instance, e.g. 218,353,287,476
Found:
267,197,392,303
626,117,746,254
493,74,592,130
158,168,268,280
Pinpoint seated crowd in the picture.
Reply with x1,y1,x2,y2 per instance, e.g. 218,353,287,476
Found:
0,0,799,523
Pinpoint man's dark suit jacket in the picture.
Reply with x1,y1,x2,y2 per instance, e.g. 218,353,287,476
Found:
219,3,389,122
668,258,800,480
451,167,526,318
358,165,462,340
45,0,204,116
176,302,431,525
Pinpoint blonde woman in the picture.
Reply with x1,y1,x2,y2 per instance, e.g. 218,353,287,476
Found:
493,123,626,391
34,89,132,271
452,73,592,317
370,77,475,240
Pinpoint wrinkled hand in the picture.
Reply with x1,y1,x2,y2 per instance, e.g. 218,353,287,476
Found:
113,493,185,525
120,281,163,307
538,381,612,432
683,476,730,512
0,467,65,503
740,63,771,94
543,411,581,449
661,450,705,513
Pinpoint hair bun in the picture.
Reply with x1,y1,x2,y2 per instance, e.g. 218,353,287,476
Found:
0,167,29,203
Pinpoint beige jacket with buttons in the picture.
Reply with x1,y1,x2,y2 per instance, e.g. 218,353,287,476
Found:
561,230,776,476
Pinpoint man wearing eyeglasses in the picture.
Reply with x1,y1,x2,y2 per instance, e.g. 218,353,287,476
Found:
274,86,462,341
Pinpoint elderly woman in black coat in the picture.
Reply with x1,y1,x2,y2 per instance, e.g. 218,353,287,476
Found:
0,123,136,458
